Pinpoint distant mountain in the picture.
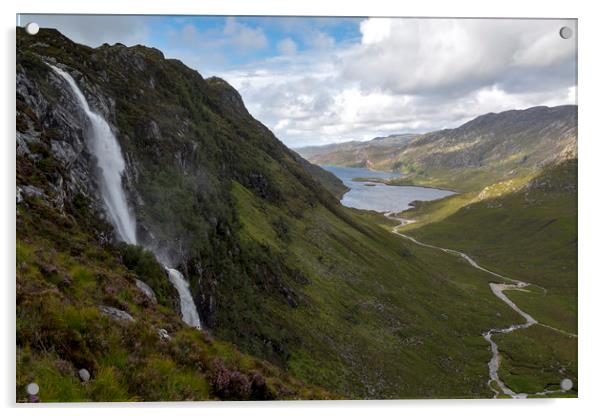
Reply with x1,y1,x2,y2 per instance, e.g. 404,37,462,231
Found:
363,133,419,146
393,106,576,170
295,134,418,166
299,106,577,191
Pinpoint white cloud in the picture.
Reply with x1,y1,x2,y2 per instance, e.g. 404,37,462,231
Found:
22,15,577,148
222,17,268,51
512,26,576,67
222,18,576,147
305,31,336,50
277,38,298,55
342,19,577,96
168,18,268,54
360,18,392,44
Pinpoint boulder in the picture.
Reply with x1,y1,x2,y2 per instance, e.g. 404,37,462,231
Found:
135,279,157,304
78,368,91,382
157,328,171,341
25,382,39,395
21,185,47,201
99,305,135,322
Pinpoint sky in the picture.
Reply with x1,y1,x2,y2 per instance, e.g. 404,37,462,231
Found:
19,15,577,148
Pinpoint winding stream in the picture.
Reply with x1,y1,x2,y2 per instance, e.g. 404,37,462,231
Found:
385,213,577,398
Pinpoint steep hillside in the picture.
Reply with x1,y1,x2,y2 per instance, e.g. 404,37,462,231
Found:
17,27,340,402
16,27,575,400
403,159,577,328
16,196,334,402
296,134,418,169
397,159,578,394
291,151,349,199
17,26,348,334
301,106,577,191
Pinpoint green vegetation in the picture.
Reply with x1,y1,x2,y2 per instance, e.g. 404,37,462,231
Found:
387,167,525,193
495,325,576,395
403,160,577,330
398,173,537,232
230,181,536,398
300,106,576,193
16,27,577,401
16,197,334,402
292,151,349,199
400,192,477,230
398,159,577,395
117,243,178,308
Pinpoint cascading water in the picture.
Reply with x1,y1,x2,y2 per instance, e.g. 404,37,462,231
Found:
51,64,202,329
50,65,137,245
167,268,201,328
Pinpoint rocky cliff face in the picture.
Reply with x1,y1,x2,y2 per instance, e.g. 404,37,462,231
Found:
17,27,346,337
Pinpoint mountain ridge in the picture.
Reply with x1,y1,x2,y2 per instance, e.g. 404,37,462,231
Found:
297,105,576,191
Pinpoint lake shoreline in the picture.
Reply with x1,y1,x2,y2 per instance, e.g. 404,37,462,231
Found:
323,165,455,213
350,177,457,193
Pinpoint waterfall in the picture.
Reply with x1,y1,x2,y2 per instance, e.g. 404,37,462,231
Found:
50,65,137,245
167,268,202,328
51,64,202,329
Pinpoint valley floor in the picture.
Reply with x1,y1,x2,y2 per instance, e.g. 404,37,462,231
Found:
382,159,578,397
388,214,576,398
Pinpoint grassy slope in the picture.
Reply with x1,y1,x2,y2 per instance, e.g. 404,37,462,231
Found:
16,197,335,402
292,152,349,199
17,174,540,400
231,181,537,398
397,159,577,395
386,166,537,193
400,173,538,231
306,106,576,194
16,28,347,400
